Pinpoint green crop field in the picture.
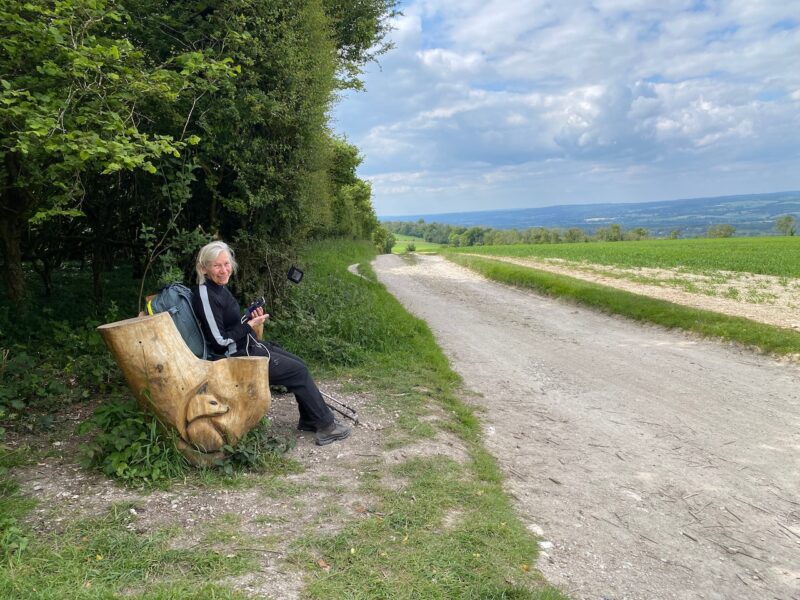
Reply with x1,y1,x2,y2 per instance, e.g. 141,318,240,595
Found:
392,234,443,254
448,236,800,277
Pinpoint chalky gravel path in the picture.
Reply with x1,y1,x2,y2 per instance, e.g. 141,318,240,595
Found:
373,253,800,600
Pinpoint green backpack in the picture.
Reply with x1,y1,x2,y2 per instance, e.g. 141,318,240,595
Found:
146,283,209,360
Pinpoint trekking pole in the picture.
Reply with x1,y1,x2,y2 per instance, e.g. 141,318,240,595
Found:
321,390,359,425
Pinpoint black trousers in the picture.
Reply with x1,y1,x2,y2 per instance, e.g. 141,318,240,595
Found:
240,339,333,428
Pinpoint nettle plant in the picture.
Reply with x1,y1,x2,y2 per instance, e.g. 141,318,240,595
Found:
79,396,189,486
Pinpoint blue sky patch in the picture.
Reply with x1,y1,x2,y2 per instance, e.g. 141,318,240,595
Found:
333,0,800,216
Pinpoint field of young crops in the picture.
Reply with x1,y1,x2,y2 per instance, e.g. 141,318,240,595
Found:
391,234,443,253
448,236,800,278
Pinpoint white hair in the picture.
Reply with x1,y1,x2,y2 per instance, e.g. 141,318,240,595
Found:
195,241,237,284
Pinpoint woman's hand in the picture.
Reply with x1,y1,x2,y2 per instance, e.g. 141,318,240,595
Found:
247,306,270,328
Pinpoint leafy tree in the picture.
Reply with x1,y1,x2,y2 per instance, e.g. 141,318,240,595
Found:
563,228,587,243
707,224,736,238
775,215,797,236
486,229,521,245
0,0,229,300
327,138,378,238
424,223,453,244
325,0,399,89
372,225,395,254
625,227,649,241
119,0,392,301
459,226,487,247
1,0,397,305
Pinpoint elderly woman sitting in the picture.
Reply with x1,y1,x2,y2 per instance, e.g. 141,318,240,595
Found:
191,240,351,446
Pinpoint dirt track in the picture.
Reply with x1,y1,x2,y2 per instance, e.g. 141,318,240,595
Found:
373,253,800,600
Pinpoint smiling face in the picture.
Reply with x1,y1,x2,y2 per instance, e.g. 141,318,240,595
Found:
203,250,233,286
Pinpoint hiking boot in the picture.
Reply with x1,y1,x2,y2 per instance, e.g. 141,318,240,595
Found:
315,420,352,446
297,420,317,432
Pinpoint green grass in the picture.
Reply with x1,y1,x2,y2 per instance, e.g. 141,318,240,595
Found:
447,253,800,357
0,502,256,599
449,235,800,277
294,456,561,599
391,234,443,254
0,447,36,562
0,439,281,597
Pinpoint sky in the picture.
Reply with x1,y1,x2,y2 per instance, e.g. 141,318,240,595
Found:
331,0,800,217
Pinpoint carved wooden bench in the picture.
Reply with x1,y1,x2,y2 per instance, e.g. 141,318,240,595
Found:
97,311,271,466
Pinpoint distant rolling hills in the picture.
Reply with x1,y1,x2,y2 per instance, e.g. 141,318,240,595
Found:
381,191,800,237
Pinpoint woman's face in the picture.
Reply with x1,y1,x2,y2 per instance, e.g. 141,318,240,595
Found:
204,250,233,286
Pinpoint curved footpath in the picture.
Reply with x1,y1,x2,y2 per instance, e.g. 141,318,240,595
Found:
373,253,800,600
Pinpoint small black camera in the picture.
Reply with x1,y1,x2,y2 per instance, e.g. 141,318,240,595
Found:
287,265,304,284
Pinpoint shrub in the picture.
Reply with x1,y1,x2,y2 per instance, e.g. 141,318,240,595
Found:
79,398,295,485
0,305,121,427
79,397,190,486
707,224,735,238
373,226,395,254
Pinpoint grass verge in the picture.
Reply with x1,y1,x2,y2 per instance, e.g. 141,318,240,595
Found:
447,253,800,357
0,501,256,599
293,455,562,599
272,240,565,598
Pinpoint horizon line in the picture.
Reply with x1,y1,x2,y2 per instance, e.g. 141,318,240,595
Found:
377,189,800,220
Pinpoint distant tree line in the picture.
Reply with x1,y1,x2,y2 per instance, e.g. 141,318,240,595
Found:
1,0,398,304
386,214,799,247
384,220,652,247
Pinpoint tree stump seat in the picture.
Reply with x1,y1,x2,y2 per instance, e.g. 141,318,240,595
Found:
97,311,271,466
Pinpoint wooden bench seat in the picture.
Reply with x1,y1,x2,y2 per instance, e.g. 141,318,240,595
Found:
98,311,271,466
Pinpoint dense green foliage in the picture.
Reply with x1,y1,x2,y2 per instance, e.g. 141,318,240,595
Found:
450,236,800,277
0,263,142,428
775,215,797,236
78,397,190,485
1,0,397,306
270,240,441,370
706,223,735,238
78,399,297,485
0,0,397,429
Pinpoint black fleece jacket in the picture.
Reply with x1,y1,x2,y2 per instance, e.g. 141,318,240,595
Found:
192,278,254,357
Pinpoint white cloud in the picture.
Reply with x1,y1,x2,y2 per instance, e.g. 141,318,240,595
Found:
416,48,485,74
333,0,800,215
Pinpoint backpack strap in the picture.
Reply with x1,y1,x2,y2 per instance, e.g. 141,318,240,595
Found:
197,283,237,357
144,293,177,317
